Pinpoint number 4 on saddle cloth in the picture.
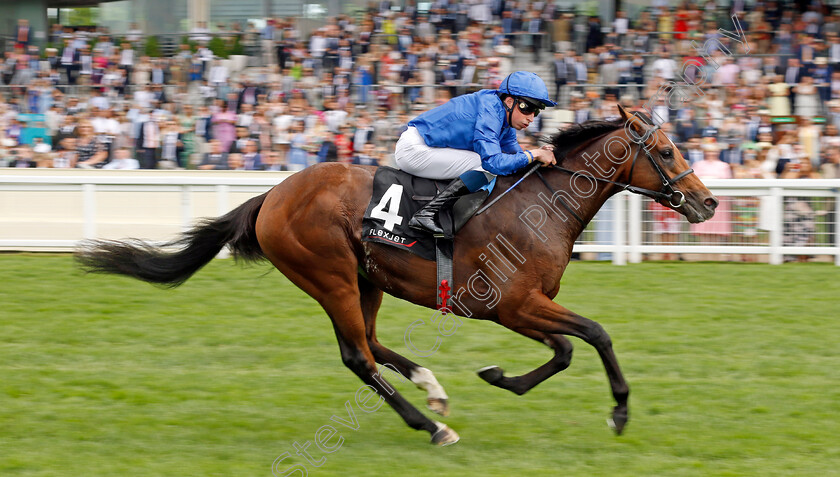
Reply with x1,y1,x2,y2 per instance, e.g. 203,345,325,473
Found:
362,167,497,262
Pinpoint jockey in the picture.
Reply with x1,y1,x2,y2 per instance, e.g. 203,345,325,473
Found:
395,71,558,235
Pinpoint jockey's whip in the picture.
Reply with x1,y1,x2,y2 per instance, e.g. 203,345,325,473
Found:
476,161,542,215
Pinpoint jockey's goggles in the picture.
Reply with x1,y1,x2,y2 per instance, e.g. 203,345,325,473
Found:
516,97,544,117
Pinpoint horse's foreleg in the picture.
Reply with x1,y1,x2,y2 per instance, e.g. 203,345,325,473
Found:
477,329,573,396
503,292,630,435
358,277,451,416
324,289,459,446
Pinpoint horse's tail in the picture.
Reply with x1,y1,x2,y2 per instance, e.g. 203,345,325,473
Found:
75,192,268,287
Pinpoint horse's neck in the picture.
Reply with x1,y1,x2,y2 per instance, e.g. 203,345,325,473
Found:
545,146,622,239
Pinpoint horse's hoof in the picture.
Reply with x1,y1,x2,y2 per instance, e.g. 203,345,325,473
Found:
430,422,460,446
477,365,504,384
427,397,450,416
607,406,629,435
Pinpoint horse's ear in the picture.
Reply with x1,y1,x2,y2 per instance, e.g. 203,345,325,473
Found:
617,103,629,121
621,107,655,140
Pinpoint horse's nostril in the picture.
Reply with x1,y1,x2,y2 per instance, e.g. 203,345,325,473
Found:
704,197,719,209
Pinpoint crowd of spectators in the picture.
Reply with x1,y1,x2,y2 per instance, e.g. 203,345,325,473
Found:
0,0,839,180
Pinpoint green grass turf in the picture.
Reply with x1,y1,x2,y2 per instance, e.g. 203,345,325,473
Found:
1,254,839,476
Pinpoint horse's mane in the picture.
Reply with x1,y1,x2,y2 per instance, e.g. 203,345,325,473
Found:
549,117,626,161
548,109,659,162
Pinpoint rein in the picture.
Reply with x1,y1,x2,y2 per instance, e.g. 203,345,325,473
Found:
534,140,694,227
476,119,696,219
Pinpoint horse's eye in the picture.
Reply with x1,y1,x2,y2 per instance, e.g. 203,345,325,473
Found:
662,149,673,158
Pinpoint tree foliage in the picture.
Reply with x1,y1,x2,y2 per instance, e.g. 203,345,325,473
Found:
64,7,99,26
144,35,162,57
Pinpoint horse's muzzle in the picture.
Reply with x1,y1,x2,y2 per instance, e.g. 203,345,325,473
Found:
683,193,718,223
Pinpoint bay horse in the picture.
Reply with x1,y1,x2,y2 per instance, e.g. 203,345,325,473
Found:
76,105,717,446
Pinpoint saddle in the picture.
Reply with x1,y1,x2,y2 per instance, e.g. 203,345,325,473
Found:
362,167,495,261
362,167,496,312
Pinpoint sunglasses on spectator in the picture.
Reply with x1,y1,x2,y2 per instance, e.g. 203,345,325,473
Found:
517,99,543,117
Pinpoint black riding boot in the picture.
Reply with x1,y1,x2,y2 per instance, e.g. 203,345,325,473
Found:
408,178,471,235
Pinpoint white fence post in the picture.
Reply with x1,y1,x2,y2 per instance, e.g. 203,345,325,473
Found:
82,183,96,239
769,187,784,265
216,184,231,259
836,189,840,267
181,185,193,232
628,193,642,263
612,193,627,265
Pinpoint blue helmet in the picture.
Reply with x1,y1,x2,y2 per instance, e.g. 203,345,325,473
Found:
498,71,557,108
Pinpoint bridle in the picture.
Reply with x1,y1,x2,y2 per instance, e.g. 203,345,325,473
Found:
544,118,695,224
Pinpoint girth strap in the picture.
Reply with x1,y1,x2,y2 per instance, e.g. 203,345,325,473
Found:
435,236,453,312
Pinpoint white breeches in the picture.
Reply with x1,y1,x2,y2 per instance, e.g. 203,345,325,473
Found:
394,126,487,180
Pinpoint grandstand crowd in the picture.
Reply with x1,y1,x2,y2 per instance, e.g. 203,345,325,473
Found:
0,1,839,180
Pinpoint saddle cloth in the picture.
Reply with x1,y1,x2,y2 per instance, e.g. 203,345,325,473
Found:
362,167,495,261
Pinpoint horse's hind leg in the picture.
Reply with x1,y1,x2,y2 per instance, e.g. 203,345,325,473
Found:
477,329,573,396
323,289,458,445
358,277,451,416
261,243,457,443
